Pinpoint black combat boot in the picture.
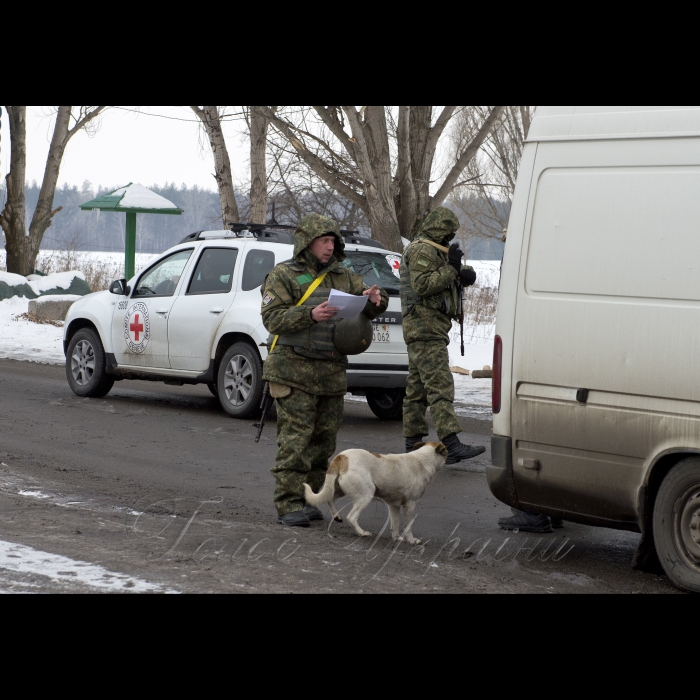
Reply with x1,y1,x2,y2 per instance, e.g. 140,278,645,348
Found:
442,434,486,465
277,510,310,527
303,504,325,522
405,435,426,453
498,509,553,534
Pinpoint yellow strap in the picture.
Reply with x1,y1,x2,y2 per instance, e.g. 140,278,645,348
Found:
269,272,329,353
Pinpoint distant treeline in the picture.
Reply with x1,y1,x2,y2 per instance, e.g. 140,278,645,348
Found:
7,181,223,254
1,181,505,260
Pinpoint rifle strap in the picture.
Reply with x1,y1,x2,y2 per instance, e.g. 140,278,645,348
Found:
269,271,329,353
405,239,450,255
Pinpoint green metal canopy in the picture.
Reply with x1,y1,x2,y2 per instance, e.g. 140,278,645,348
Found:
79,183,183,279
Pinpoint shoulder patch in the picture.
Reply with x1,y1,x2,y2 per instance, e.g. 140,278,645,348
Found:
262,291,276,307
296,273,314,286
415,257,432,268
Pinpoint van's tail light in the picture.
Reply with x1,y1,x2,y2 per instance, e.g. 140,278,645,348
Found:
492,335,502,414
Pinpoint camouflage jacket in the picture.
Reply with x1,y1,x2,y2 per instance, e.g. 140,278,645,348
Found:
401,207,460,345
261,214,389,396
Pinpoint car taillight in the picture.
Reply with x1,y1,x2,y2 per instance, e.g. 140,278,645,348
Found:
492,335,502,414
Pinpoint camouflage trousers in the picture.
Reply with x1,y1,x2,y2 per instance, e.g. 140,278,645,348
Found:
272,388,345,516
403,341,462,441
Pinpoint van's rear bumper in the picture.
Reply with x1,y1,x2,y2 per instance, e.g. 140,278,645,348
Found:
487,436,520,510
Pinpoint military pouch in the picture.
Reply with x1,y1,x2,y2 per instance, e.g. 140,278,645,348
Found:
269,382,292,399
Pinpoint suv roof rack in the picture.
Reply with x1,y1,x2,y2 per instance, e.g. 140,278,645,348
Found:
178,224,388,251
340,232,387,250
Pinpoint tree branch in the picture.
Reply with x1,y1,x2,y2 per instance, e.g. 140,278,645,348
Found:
262,107,367,210
431,106,505,208
67,106,107,139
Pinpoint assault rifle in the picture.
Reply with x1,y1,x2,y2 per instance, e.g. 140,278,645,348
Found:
457,276,465,357
254,382,273,443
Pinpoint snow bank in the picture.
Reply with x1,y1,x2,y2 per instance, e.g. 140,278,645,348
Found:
28,271,86,295
0,272,29,287
0,270,91,301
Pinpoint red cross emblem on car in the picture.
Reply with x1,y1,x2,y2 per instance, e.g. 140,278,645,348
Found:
124,302,150,353
130,314,144,341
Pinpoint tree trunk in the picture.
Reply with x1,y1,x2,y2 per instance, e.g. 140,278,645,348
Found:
249,107,269,223
1,105,106,276
1,107,30,274
190,106,239,227
342,106,402,251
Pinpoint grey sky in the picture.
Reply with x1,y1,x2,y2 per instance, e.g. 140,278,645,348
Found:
0,107,249,193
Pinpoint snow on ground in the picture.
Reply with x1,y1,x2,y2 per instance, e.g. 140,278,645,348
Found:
0,540,177,593
0,296,66,363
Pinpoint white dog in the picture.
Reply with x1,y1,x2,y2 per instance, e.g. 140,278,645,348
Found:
303,442,448,545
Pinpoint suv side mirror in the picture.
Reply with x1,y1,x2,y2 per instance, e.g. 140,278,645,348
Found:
109,279,130,296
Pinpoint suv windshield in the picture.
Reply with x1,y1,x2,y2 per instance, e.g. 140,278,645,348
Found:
343,251,401,294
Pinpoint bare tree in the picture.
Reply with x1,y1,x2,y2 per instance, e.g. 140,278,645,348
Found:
450,106,535,247
190,106,240,226
259,106,505,250
247,106,274,223
0,106,107,275
265,147,369,231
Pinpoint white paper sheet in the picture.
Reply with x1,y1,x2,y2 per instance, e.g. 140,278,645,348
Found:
327,289,367,319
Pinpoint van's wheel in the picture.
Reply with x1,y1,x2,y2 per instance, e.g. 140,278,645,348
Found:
366,388,405,421
65,328,115,398
217,342,263,419
653,457,700,593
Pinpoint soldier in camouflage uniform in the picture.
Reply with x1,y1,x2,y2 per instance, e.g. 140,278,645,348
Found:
400,206,486,465
261,214,389,527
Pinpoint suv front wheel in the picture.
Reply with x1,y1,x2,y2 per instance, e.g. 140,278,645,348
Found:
65,328,115,398
217,342,263,419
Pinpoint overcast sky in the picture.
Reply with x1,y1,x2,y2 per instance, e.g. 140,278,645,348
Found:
0,107,250,193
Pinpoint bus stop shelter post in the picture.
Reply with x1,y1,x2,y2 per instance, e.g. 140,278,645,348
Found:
125,211,136,280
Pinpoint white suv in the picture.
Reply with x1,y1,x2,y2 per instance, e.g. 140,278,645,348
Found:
63,227,408,420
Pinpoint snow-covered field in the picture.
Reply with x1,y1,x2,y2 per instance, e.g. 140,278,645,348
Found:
0,253,499,420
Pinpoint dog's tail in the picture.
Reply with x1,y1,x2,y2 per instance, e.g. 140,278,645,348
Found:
304,471,338,507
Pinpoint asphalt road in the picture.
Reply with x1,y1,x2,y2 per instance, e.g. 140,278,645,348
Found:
0,358,681,593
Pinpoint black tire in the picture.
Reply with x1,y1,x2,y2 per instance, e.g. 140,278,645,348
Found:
65,328,115,398
366,388,405,421
207,383,219,398
217,341,263,419
653,457,700,593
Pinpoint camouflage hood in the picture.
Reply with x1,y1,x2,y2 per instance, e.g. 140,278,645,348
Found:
418,207,460,246
293,213,345,265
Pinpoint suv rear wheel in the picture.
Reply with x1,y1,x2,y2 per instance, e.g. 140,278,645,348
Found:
65,328,115,398
366,388,405,421
653,457,700,593
217,342,263,419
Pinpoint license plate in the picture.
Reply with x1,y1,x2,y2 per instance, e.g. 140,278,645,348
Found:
372,324,391,342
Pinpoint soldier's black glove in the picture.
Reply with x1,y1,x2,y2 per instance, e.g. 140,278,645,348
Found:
448,243,464,274
460,267,477,287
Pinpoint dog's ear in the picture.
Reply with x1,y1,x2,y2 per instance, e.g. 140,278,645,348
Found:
413,442,425,451
436,443,448,458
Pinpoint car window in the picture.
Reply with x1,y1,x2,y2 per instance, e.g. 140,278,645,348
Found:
187,247,238,295
342,251,401,294
241,249,276,291
133,249,193,297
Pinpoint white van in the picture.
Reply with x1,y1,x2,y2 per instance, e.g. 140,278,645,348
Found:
489,106,700,593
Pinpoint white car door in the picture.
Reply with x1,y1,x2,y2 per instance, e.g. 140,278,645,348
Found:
167,246,239,371
112,248,194,369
